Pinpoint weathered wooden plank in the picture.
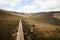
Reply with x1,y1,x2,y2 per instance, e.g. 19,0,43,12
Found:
16,20,24,40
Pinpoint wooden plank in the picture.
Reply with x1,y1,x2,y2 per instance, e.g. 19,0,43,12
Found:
16,20,24,40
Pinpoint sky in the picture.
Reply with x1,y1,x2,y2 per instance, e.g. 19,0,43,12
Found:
0,0,60,13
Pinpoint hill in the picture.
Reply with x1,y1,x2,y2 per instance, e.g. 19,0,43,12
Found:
25,11,60,40
0,9,60,40
31,11,60,18
0,9,21,40
0,9,33,40
21,11,60,40
30,12,60,26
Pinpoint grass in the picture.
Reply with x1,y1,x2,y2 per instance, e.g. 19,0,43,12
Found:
0,10,60,40
0,11,21,40
21,15,60,40
30,15,60,26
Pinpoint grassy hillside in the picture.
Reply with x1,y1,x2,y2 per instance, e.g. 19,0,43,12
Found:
28,12,60,40
0,9,60,40
21,12,60,40
0,10,21,40
30,12,60,26
31,11,60,19
22,18,60,40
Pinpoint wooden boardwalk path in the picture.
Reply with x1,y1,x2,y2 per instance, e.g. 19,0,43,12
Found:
16,20,24,40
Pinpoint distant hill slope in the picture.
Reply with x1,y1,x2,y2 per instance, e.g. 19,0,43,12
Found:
0,9,26,15
30,11,60,26
31,11,60,19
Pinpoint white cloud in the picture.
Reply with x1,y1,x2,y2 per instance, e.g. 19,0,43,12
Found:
1,7,14,11
24,0,31,2
19,5,38,13
4,7,14,11
19,0,60,13
35,0,60,11
0,0,7,4
0,0,22,7
45,7,60,11
0,0,60,13
7,0,22,7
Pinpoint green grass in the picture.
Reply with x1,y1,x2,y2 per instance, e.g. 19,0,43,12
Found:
30,15,60,26
0,11,21,40
21,14,60,40
0,10,60,40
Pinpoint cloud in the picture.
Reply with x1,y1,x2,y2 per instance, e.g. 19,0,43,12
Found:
0,0,22,12
19,5,38,13
18,0,40,13
0,0,22,7
1,7,14,11
0,0,60,13
24,0,31,2
19,0,60,12
7,0,22,7
0,0,7,4
35,0,60,11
